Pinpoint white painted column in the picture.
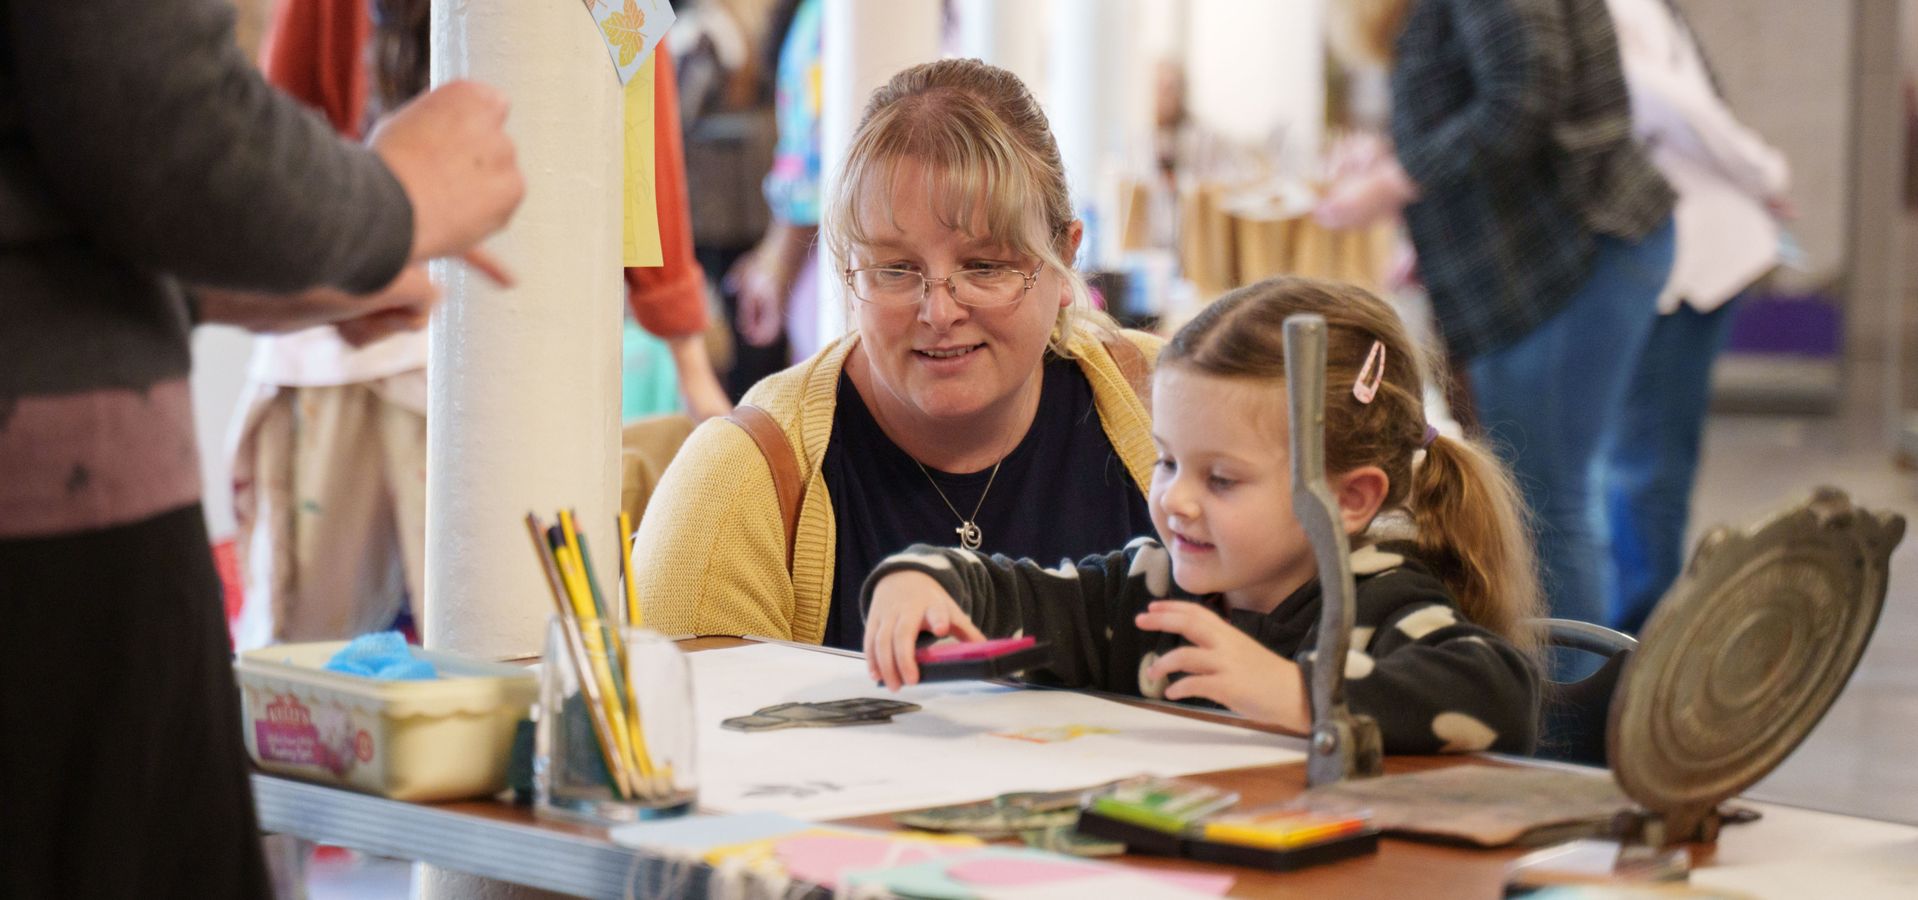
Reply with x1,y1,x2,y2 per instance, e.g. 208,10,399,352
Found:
1185,0,1326,174
954,0,1049,95
815,0,943,345
1045,0,1133,270
420,1,622,896
1043,0,1120,268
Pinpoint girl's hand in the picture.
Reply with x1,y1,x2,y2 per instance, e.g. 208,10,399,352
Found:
1136,601,1310,730
863,570,986,691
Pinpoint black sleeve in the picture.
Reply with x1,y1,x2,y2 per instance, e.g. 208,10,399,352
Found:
1298,567,1540,755
8,0,412,294
860,538,1173,690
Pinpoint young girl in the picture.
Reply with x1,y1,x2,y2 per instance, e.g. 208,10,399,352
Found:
862,276,1543,754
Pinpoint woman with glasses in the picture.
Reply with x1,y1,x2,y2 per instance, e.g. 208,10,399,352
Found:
632,58,1161,648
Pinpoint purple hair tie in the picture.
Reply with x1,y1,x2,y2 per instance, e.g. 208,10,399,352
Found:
1422,424,1440,448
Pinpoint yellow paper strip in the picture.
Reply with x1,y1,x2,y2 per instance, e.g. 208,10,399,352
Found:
622,53,663,268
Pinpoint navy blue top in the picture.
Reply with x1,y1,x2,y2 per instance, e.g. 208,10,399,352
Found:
818,356,1155,649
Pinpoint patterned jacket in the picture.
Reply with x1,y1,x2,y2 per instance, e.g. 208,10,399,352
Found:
864,539,1540,755
1392,0,1674,360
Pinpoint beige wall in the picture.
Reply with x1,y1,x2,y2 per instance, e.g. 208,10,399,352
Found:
1683,0,1911,379
1679,0,1855,293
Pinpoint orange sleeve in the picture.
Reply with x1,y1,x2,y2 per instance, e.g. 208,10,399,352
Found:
624,45,711,338
258,0,371,139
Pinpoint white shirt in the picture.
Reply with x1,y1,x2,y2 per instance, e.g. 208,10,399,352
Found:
246,326,426,388
1608,0,1791,313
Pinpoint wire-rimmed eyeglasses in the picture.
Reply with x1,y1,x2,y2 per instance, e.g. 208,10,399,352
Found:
843,264,1044,308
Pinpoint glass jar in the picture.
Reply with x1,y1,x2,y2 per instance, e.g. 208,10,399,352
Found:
535,616,696,823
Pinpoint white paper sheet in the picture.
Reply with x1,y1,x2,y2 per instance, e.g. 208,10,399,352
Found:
691,643,1305,820
1692,838,1918,899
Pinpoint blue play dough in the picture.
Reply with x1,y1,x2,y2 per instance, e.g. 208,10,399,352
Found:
323,631,438,680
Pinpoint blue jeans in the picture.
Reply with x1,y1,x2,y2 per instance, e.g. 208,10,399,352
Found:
1467,218,1676,628
1603,300,1738,633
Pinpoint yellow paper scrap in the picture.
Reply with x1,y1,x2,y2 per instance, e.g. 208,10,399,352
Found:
623,52,663,268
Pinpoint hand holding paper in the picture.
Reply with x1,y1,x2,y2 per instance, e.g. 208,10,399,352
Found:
195,262,439,339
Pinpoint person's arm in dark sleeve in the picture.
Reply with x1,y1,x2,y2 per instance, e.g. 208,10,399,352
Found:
1392,0,1569,193
8,0,411,295
1300,569,1540,755
861,542,1150,689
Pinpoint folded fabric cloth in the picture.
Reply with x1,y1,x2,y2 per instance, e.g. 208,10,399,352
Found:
323,631,437,680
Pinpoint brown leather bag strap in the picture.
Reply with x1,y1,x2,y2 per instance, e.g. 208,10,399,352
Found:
726,404,803,571
1101,332,1152,415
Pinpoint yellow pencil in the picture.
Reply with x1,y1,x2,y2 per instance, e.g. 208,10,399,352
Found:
620,635,659,790
558,510,662,794
554,544,648,788
525,515,636,800
619,512,641,629
559,510,628,666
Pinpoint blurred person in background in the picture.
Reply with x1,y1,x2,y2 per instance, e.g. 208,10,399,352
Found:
724,0,824,391
1602,0,1792,633
1317,0,1676,634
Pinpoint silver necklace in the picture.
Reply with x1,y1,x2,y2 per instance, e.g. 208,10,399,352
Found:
916,459,1002,551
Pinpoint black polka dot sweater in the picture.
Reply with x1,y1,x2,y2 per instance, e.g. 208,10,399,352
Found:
861,538,1539,755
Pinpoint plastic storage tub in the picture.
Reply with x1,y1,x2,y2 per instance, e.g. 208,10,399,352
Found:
237,642,537,802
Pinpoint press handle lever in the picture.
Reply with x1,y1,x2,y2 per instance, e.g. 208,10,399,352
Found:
1284,314,1383,787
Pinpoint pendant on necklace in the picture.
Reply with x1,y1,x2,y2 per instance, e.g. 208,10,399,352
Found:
955,521,983,550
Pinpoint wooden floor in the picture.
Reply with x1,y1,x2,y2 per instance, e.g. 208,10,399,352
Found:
1696,368,1918,826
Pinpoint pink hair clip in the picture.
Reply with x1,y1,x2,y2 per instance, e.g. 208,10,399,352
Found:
1353,340,1386,404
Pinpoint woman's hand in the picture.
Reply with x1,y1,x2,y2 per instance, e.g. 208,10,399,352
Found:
1313,158,1418,230
372,80,523,286
334,265,440,346
196,263,439,339
727,221,817,347
1136,601,1310,730
864,570,986,691
728,242,791,348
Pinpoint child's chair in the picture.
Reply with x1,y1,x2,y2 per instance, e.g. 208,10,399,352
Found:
620,414,697,526
1534,618,1638,766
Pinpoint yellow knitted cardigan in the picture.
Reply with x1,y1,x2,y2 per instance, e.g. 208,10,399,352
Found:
633,328,1163,643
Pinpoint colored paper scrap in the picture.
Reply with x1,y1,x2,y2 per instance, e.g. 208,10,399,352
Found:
623,53,662,267
986,872,1233,900
947,855,1234,895
773,831,984,889
581,0,675,86
842,847,1232,899
608,812,812,855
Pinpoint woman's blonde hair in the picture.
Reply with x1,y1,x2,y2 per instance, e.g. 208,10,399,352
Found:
823,58,1114,356
1160,276,1542,656
1326,0,1412,69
